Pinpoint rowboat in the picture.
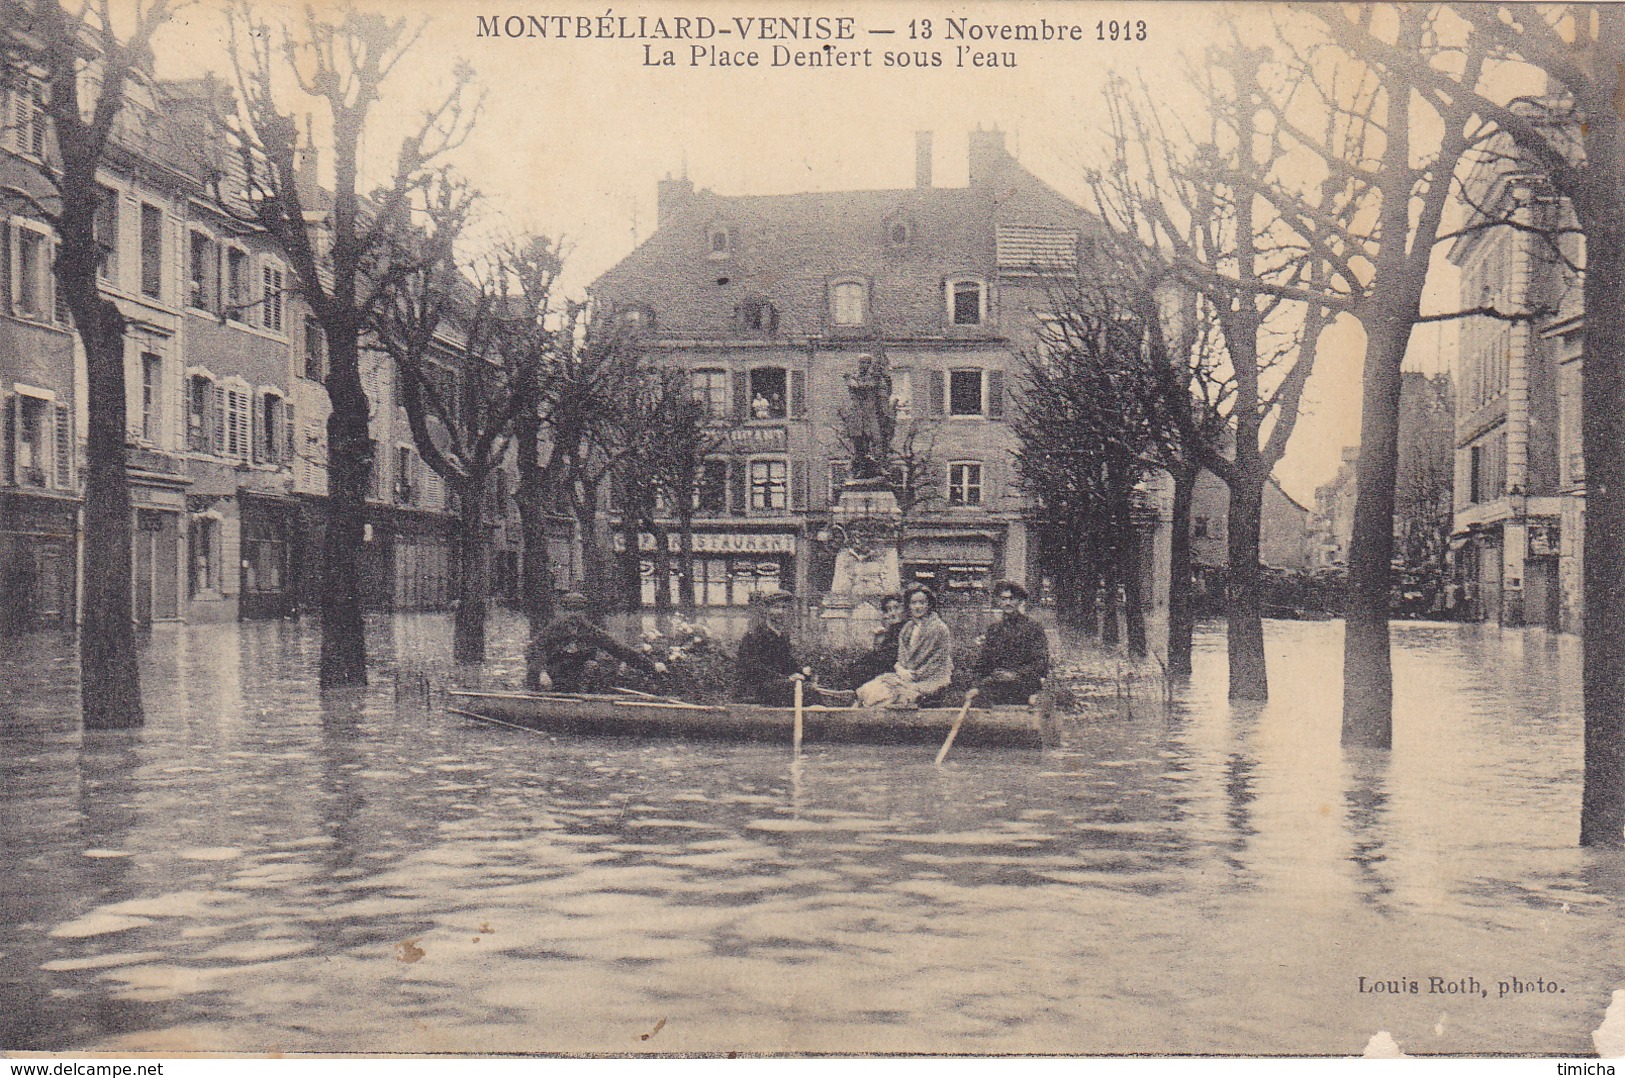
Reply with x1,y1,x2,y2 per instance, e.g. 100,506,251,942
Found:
445,689,1049,749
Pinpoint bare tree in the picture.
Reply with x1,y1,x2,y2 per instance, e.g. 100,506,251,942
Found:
7,0,181,727
1322,4,1625,841
216,3,478,688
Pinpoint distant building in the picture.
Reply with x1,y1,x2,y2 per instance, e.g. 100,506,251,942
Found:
1446,134,1570,629
1189,472,1310,581
1310,447,1362,570
591,129,1102,607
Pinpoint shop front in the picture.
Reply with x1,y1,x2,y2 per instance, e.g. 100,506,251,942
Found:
0,490,78,632
901,532,999,604
617,530,798,608
239,493,301,620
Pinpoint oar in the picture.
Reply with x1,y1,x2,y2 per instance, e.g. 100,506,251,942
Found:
935,688,979,765
793,675,805,754
612,685,690,706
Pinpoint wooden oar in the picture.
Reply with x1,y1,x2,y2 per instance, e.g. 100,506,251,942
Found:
935,688,979,765
612,685,690,706
793,675,805,754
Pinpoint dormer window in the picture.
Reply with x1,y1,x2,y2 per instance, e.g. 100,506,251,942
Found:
738,297,778,334
830,278,868,326
619,304,655,331
947,276,987,326
707,224,738,258
885,216,916,247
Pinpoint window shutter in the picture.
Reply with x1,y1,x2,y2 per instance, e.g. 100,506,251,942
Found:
208,383,223,455
789,369,806,418
924,369,945,416
53,402,71,489
729,459,747,516
0,224,10,316
986,368,1004,418
5,394,16,484
51,244,68,325
790,459,807,511
249,393,261,463
283,402,296,464
732,370,749,423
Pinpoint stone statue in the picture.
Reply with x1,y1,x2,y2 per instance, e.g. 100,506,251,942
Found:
843,353,896,483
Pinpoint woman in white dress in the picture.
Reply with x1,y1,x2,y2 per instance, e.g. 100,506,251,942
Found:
855,585,953,708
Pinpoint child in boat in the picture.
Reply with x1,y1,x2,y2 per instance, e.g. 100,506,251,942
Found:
848,592,907,688
855,585,953,708
528,592,663,693
733,588,808,706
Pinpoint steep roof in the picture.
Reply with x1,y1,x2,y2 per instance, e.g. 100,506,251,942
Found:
591,132,1098,341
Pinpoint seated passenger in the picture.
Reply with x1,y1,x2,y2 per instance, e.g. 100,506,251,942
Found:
972,580,1050,706
527,592,660,693
855,585,953,709
734,588,805,707
848,593,907,688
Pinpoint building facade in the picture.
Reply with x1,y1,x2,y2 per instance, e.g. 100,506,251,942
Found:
1,65,463,633
1446,146,1569,629
591,130,1093,608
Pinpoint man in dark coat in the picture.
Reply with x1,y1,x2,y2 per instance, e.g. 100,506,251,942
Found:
734,588,805,706
972,581,1050,706
528,592,661,693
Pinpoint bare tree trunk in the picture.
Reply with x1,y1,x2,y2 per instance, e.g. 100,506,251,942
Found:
1100,560,1121,648
1226,472,1268,700
1124,525,1147,659
1341,317,1408,747
650,521,673,616
1580,205,1625,845
452,479,488,664
77,300,142,728
1166,462,1198,676
677,506,697,616
319,335,371,689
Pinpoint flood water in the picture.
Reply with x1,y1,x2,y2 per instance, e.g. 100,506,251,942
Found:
2,613,1621,1056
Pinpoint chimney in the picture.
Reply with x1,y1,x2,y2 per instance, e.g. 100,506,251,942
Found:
968,126,1008,187
656,173,694,229
915,131,933,189
296,114,320,203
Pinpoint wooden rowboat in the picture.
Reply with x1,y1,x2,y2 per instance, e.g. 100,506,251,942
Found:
446,689,1048,749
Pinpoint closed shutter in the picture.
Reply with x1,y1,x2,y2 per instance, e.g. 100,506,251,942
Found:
249,392,261,463
53,402,71,489
4,394,15,484
732,370,749,423
924,369,945,416
52,244,68,325
1,225,10,316
207,383,223,456
986,368,1004,418
283,402,296,464
790,459,807,511
729,459,747,516
789,369,806,418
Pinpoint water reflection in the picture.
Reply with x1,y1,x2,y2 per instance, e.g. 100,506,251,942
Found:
2,614,1624,1054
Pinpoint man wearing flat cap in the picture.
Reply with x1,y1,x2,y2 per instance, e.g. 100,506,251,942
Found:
733,587,806,706
528,591,661,693
971,580,1050,706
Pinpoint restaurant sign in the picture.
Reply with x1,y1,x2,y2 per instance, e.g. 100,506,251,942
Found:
615,531,797,554
725,425,787,452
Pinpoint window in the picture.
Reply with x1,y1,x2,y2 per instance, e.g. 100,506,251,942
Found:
13,225,50,319
691,368,728,420
949,368,985,416
140,203,163,299
12,393,50,487
695,458,727,514
304,316,326,381
219,383,250,461
187,375,212,452
225,247,249,317
260,392,284,462
140,352,162,443
8,80,45,157
749,367,787,420
948,461,983,507
619,305,654,330
949,277,985,325
189,231,219,311
1193,516,1211,540
830,280,867,326
707,225,737,256
749,458,787,512
397,446,416,505
739,298,777,334
94,188,119,284
887,219,914,246
262,262,285,332
891,369,913,419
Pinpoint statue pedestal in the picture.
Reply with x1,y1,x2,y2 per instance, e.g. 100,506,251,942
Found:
820,482,903,649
